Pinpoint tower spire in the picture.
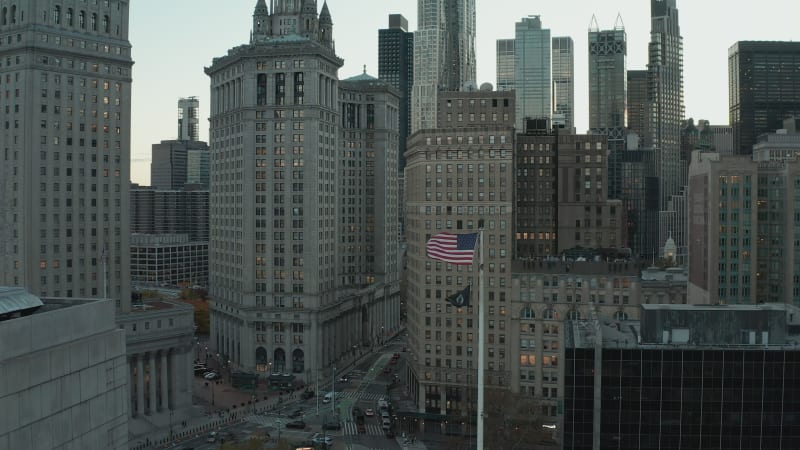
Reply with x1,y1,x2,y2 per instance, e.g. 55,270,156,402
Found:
589,14,599,32
614,12,625,30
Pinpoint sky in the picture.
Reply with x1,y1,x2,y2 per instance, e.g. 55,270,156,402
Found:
129,0,800,185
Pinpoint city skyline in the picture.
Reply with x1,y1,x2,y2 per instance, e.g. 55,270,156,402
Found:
130,0,800,185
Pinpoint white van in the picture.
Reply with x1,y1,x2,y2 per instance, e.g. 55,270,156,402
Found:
323,391,339,404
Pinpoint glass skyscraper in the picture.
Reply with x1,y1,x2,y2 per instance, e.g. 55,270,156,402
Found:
411,0,476,132
552,36,574,131
496,39,515,92
729,41,800,155
379,14,414,173
589,23,627,199
514,16,551,131
647,0,685,212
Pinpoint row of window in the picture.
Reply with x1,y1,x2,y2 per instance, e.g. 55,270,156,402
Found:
39,6,117,35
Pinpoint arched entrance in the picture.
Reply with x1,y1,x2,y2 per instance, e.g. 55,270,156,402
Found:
273,348,286,372
256,347,268,373
292,349,304,373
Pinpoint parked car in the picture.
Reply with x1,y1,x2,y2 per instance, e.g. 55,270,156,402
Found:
285,420,306,429
301,390,315,399
288,408,303,419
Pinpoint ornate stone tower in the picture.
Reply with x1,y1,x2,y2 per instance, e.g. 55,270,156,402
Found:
253,0,270,40
300,0,319,38
319,1,333,49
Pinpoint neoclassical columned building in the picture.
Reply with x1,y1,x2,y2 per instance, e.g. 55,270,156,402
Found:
117,300,195,433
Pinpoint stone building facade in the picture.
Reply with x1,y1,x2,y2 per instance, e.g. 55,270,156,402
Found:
205,1,400,383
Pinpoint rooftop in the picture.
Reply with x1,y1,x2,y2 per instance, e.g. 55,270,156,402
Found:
0,287,44,320
567,303,800,350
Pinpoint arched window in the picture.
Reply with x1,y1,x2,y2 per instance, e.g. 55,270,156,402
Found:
521,307,535,320
102,15,109,33
78,10,85,28
543,308,558,320
614,311,629,321
2,8,7,26
53,6,60,25
66,8,72,26
90,13,96,31
566,309,581,320
10,5,16,24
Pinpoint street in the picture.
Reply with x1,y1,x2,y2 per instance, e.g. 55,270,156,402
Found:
172,338,411,450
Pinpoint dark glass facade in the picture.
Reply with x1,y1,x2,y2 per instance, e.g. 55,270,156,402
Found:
565,347,800,450
378,15,413,173
729,41,800,155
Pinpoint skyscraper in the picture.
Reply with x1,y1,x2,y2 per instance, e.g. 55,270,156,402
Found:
205,0,400,382
551,36,574,131
647,0,685,211
514,16,551,130
412,0,476,132
150,139,210,190
589,18,627,199
689,148,800,305
626,69,648,140
0,0,133,308
151,98,210,190
379,14,413,173
405,89,515,431
729,41,800,155
496,39,515,92
177,97,200,141
515,124,624,258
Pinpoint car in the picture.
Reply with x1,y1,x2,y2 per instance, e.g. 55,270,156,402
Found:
301,390,315,399
311,433,333,445
365,408,375,417
285,420,306,429
383,367,391,374
352,407,363,418
386,429,396,438
393,353,400,359
357,422,366,434
206,432,217,443
337,375,349,383
322,421,341,431
390,358,398,365
288,408,303,419
204,372,220,380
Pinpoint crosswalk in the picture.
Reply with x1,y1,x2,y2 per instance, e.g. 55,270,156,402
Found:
343,422,386,436
337,391,385,401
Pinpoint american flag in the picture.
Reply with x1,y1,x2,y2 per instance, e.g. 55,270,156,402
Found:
426,232,478,265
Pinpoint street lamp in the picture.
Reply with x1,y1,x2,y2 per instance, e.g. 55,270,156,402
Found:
331,364,336,414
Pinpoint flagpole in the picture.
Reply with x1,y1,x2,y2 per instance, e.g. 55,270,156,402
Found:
477,228,485,450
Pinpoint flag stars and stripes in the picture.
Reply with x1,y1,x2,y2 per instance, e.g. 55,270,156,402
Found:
426,232,478,265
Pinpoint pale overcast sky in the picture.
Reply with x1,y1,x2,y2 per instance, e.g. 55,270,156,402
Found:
129,0,800,185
